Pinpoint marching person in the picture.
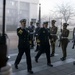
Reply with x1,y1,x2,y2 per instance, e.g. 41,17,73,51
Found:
14,19,33,74
45,22,50,34
34,22,41,52
72,28,75,65
28,22,35,49
60,23,69,61
50,20,58,57
72,27,75,49
35,22,53,67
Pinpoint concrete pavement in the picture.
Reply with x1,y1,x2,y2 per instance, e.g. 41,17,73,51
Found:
6,32,75,75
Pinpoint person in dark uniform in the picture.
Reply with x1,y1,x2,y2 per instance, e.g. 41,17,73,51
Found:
28,22,35,49
50,20,58,57
44,21,50,34
72,27,75,49
72,28,75,65
14,19,33,74
35,22,53,67
34,22,41,52
60,23,69,61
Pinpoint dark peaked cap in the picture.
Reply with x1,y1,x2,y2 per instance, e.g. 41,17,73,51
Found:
30,21,33,23
63,23,69,26
20,19,26,23
43,21,48,25
51,20,56,23
36,22,39,24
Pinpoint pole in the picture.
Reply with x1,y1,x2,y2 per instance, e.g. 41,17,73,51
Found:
0,0,7,68
2,0,6,44
2,0,6,36
38,3,41,26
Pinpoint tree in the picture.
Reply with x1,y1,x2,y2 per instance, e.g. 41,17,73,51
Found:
56,3,75,23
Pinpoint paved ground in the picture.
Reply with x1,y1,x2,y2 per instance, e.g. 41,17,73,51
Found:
6,32,75,75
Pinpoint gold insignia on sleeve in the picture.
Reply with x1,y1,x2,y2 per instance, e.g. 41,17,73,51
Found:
37,44,40,46
29,41,32,44
18,29,23,34
36,39,40,43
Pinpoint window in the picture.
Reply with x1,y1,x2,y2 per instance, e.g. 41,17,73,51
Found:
0,0,3,8
6,9,18,17
6,0,18,9
20,2,29,11
0,8,2,16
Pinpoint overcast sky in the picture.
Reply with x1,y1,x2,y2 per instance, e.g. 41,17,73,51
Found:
39,0,75,16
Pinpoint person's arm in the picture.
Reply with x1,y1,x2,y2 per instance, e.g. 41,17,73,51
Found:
36,29,41,45
17,28,23,37
56,27,58,34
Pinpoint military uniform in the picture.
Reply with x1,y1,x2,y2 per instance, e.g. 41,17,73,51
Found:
35,22,53,67
60,23,69,61
50,20,58,57
44,22,50,34
72,28,75,49
14,19,33,74
28,22,35,49
34,22,40,52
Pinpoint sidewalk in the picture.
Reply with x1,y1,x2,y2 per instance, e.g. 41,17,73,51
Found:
7,31,75,75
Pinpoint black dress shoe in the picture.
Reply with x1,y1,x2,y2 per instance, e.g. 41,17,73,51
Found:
60,57,66,61
73,61,75,65
35,57,38,63
72,46,74,49
47,63,53,67
28,70,34,74
30,47,34,49
14,64,18,69
50,54,54,57
35,49,38,52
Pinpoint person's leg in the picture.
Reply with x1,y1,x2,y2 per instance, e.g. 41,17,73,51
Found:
25,48,33,74
72,43,74,49
60,42,65,61
72,40,75,49
51,43,55,55
35,50,42,63
50,42,55,57
63,41,68,59
45,46,53,67
14,48,24,69
60,41,68,61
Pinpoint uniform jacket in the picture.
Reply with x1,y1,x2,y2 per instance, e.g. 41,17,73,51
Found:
34,27,40,37
50,26,57,34
73,29,75,40
61,29,69,37
28,25,35,34
17,27,30,48
60,29,69,42
38,27,52,45
50,26,58,41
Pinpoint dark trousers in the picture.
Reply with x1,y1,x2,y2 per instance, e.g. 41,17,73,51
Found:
36,45,40,51
61,40,68,58
35,45,51,64
15,46,32,71
72,40,75,48
30,34,34,48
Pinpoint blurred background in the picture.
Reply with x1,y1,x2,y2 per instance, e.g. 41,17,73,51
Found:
0,0,75,50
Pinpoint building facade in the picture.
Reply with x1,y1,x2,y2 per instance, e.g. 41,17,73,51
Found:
0,0,39,31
